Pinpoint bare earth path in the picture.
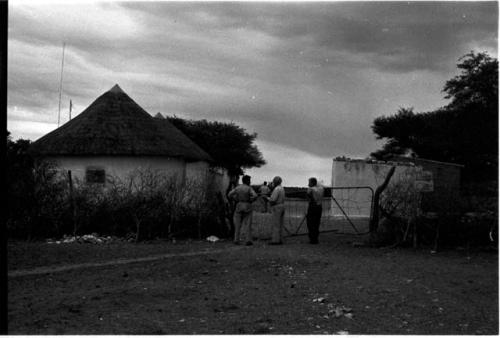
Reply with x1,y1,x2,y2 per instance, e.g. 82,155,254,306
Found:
8,233,498,334
8,246,245,278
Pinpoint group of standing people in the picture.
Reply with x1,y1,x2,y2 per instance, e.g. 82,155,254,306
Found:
227,175,324,246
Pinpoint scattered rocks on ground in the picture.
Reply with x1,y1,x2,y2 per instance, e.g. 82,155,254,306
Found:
312,297,326,303
326,304,353,319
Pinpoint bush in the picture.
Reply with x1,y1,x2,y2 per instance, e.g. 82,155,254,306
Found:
377,171,497,248
8,163,226,241
7,160,73,240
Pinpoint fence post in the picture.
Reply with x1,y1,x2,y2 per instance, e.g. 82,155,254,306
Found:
68,170,77,236
369,166,396,233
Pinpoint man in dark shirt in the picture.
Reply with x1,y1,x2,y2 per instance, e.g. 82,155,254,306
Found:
306,177,324,244
258,181,271,212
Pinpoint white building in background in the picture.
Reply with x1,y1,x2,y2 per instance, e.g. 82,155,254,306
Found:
331,158,424,217
332,156,462,217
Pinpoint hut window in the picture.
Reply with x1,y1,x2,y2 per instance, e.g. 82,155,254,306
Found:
86,167,106,184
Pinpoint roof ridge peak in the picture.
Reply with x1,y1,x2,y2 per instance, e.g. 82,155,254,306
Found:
108,84,124,94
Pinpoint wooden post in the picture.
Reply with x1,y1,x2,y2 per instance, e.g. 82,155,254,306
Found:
402,219,411,243
412,219,418,248
369,166,396,233
412,192,422,249
68,170,77,236
432,222,440,252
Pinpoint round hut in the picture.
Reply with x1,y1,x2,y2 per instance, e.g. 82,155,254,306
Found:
30,84,213,186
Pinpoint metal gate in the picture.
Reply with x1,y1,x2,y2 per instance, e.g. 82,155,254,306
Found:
251,186,374,238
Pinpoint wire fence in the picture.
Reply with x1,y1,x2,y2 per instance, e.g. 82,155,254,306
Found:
251,187,374,239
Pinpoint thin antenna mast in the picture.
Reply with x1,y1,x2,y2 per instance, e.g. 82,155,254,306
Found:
57,42,66,127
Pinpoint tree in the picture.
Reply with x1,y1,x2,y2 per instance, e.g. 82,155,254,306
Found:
7,132,34,186
443,51,498,112
371,52,498,181
166,116,266,176
7,132,72,239
6,132,35,237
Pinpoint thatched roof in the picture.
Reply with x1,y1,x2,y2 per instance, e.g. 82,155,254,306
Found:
30,85,212,162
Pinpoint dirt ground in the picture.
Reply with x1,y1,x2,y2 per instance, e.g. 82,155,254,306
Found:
8,233,498,334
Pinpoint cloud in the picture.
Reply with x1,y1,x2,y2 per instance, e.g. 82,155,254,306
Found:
8,119,57,141
120,1,497,73
7,1,498,170
10,2,141,47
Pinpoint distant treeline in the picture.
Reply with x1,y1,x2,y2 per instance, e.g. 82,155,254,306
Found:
251,186,332,199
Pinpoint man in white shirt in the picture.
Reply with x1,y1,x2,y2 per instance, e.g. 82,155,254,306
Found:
267,176,286,245
306,177,324,244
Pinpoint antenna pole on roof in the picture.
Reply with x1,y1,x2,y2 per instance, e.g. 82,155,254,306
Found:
69,99,72,120
57,42,66,127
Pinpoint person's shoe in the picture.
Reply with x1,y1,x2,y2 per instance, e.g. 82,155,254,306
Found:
269,241,283,245
233,241,241,245
245,241,253,246
309,240,319,244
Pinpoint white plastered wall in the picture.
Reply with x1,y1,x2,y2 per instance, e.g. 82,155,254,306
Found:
186,161,210,183
331,159,422,217
46,156,187,185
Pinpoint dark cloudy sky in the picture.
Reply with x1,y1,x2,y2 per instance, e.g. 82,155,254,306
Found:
8,1,498,186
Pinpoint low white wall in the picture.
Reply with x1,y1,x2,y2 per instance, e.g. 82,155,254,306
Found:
332,160,421,188
208,167,230,194
331,159,422,216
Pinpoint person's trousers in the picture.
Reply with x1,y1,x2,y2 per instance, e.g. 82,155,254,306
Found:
271,204,285,243
307,203,322,243
260,196,269,213
233,211,253,243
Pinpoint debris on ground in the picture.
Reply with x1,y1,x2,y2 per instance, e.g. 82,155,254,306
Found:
312,293,329,303
46,234,119,244
335,330,349,335
327,304,353,319
206,235,220,243
312,297,326,303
